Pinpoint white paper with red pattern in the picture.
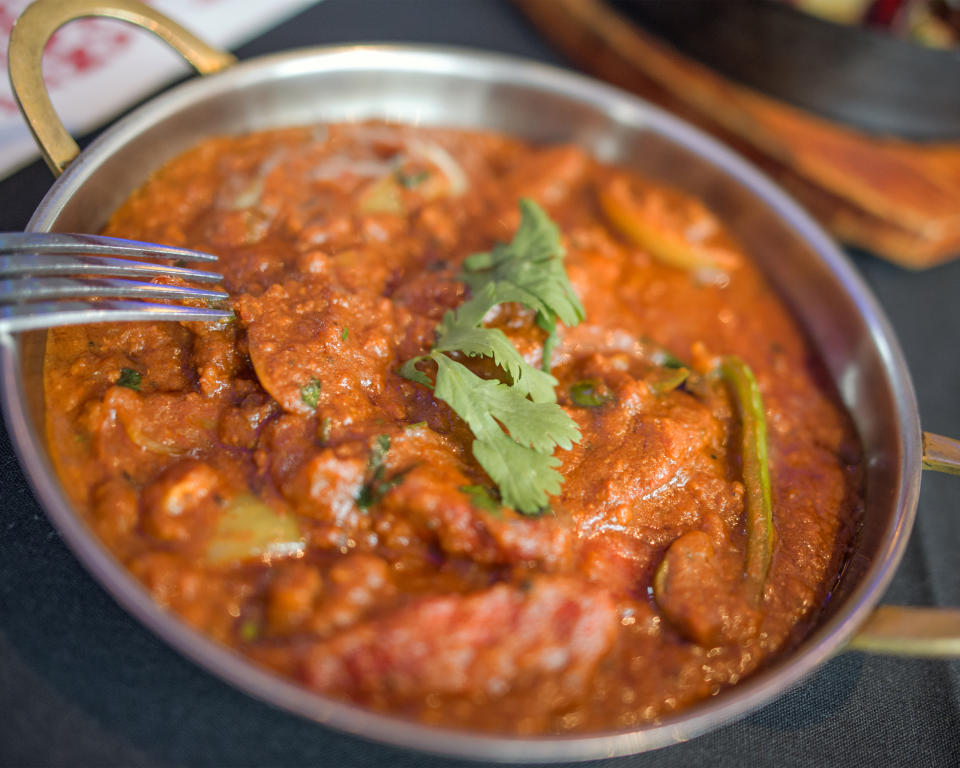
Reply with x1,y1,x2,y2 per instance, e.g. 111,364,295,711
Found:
0,0,322,180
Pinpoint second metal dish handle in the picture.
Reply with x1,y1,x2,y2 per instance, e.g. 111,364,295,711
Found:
8,0,236,177
849,431,960,656
921,431,960,476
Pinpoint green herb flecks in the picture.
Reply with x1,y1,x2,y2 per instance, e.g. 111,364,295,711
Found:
356,434,413,510
300,377,322,409
569,379,613,408
395,169,430,188
341,327,349,341
461,197,585,365
117,368,142,392
433,282,557,403
460,484,501,514
373,434,390,464
399,199,584,515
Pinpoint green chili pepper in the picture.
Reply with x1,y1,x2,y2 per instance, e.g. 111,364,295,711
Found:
721,355,773,604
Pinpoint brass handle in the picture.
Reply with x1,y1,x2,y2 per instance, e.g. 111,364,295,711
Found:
848,432,960,656
8,0,236,177
850,606,960,656
922,431,960,475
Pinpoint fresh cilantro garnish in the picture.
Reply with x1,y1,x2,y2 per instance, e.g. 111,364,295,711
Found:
399,199,583,515
341,327,349,341
117,368,141,392
433,282,557,402
569,379,613,408
300,377,322,409
461,197,585,372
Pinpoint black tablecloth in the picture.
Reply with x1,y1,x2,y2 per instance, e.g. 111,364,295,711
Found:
2,1,959,765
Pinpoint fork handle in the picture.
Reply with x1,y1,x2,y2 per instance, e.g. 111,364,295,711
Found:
8,0,236,176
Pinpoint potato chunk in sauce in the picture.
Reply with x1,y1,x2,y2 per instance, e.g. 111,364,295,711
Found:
43,122,862,734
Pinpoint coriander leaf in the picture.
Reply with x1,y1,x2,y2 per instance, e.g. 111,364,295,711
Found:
434,283,557,403
461,198,585,329
341,327,349,341
117,368,141,392
432,354,577,513
399,200,585,516
472,428,562,514
432,354,579,452
537,313,558,373
300,377,322,409
398,356,433,387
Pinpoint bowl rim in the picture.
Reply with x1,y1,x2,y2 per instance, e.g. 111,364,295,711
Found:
0,43,922,762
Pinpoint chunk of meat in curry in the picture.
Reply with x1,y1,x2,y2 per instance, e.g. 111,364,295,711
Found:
43,123,862,733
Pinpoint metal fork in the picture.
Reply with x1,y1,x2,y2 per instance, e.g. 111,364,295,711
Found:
0,233,233,333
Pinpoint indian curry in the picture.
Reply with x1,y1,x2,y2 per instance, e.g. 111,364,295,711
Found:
43,123,862,734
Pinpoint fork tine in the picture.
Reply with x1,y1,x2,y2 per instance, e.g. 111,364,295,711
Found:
0,300,232,333
0,277,229,304
0,233,218,262
0,254,223,282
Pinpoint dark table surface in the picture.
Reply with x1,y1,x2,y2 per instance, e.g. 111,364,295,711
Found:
2,1,960,766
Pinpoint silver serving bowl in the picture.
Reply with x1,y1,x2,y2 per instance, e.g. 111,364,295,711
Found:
4,0,959,762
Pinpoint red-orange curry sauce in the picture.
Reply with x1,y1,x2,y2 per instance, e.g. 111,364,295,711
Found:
44,123,862,734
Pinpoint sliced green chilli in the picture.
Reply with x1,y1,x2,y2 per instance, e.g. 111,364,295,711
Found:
721,355,773,603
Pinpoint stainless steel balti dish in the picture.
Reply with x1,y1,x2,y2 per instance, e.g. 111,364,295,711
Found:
5,0,960,761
